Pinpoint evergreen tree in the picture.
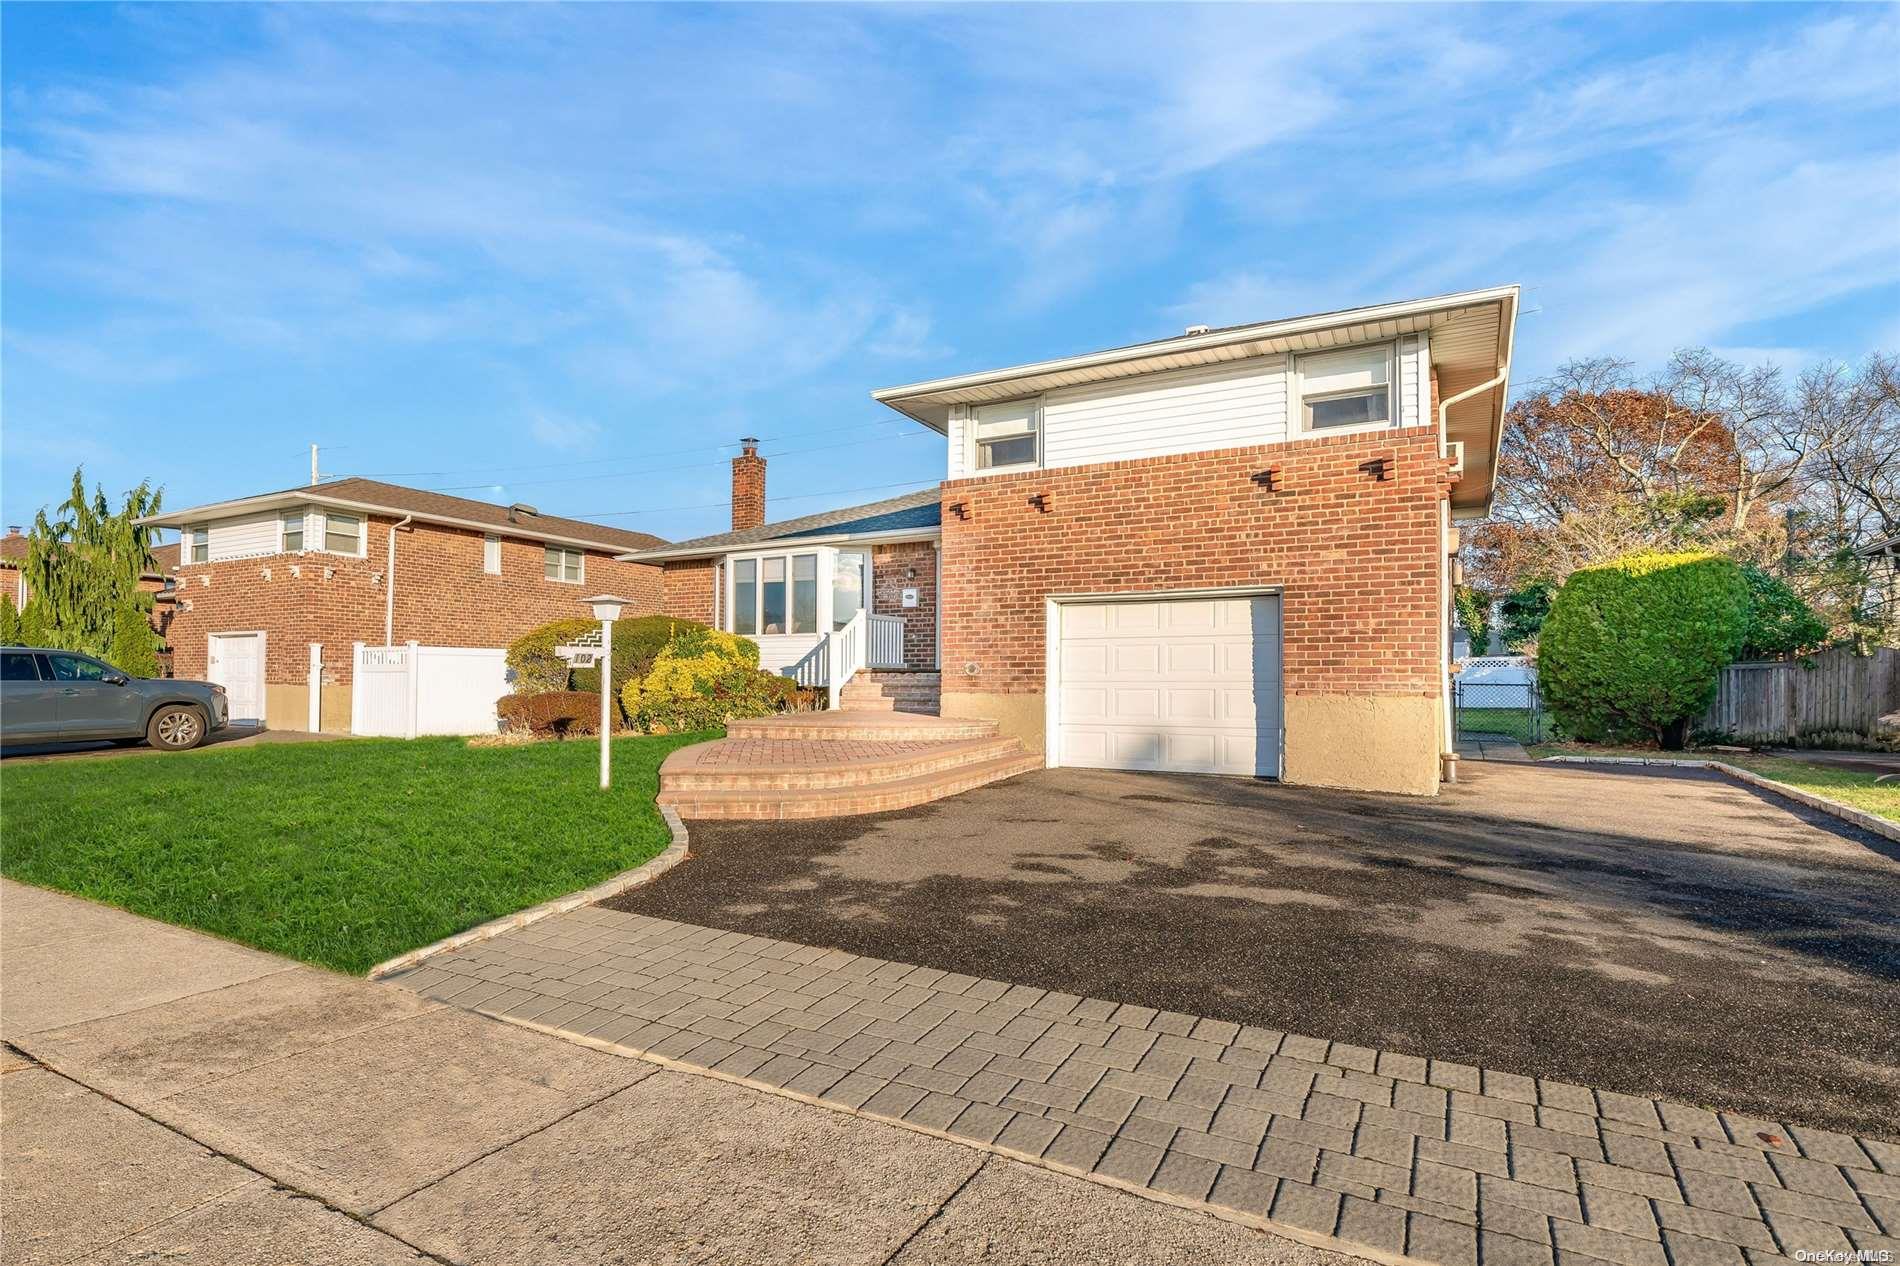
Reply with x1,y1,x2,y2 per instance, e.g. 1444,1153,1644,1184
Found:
19,468,163,658
0,593,22,645
108,602,162,677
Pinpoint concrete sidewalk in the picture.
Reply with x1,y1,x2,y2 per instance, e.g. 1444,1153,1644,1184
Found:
0,879,1356,1266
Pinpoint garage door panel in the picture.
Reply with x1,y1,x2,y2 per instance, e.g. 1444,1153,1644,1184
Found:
1057,596,1281,778
1112,644,1161,675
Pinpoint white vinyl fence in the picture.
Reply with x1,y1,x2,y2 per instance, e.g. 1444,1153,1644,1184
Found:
350,642,512,738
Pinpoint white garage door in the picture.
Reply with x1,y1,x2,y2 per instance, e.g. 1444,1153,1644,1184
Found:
207,632,263,726
1056,595,1281,777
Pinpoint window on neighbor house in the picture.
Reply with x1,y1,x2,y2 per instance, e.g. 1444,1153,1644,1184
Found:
1298,343,1394,432
189,527,208,564
281,512,304,552
733,558,758,634
544,546,583,583
972,400,1039,470
483,536,502,574
323,512,362,555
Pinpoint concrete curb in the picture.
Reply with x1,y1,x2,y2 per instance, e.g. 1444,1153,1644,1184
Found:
1541,755,1900,843
365,807,691,980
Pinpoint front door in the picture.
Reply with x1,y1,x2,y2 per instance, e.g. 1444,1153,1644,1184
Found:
208,633,264,725
46,652,146,739
0,650,62,742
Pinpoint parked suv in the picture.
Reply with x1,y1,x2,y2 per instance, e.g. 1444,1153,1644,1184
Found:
0,647,230,751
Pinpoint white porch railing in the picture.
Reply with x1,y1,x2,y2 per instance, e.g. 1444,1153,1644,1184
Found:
782,610,909,709
867,613,906,670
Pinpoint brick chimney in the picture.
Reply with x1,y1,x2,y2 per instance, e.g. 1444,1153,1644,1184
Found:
731,437,766,531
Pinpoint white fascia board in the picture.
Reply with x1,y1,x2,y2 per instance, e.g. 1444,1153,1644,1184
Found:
619,526,941,563
872,285,1522,431
141,491,644,555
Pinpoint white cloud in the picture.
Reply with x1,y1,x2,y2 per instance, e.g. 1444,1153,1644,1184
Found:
527,412,601,452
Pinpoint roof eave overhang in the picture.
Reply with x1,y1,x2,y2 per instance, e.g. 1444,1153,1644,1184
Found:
872,285,1523,433
139,491,654,555
622,524,941,563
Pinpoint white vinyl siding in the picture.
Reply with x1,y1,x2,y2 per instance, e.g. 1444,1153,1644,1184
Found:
204,512,280,562
943,338,1435,481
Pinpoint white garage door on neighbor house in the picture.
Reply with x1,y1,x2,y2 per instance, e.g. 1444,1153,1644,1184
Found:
1054,594,1282,778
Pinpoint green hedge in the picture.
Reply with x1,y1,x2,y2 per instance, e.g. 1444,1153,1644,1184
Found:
1538,551,1748,749
505,613,714,705
1738,565,1828,660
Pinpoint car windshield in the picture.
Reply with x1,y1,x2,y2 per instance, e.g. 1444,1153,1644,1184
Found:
48,655,113,682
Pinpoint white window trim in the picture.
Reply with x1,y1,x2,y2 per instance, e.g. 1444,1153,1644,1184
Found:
279,511,307,554
1293,341,1398,438
965,398,1043,476
317,510,368,559
544,545,585,585
483,535,502,575
723,546,829,638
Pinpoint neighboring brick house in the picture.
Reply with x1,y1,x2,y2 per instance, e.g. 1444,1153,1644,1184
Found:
139,479,664,729
631,286,1518,796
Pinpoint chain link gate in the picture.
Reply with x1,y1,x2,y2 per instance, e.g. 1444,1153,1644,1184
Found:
1453,674,1546,743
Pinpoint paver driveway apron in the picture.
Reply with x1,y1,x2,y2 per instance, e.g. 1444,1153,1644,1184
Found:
394,905,1900,1266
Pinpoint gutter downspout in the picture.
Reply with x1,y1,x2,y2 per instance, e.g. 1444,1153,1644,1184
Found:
384,515,413,646
1435,360,1510,777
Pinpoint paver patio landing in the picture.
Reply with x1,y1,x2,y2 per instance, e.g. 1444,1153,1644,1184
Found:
394,904,1900,1266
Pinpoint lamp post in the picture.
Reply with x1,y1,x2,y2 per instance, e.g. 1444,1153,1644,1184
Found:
583,594,629,789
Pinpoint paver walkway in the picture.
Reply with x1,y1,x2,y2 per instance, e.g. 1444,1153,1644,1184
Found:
2,879,1351,1266
396,905,1900,1266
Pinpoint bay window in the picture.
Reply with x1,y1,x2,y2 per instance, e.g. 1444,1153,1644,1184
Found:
733,559,758,634
1298,343,1394,433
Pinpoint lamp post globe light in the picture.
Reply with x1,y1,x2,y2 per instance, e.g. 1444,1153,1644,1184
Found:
583,595,629,789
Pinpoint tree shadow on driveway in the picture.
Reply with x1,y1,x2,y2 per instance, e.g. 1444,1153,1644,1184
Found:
605,761,1900,1140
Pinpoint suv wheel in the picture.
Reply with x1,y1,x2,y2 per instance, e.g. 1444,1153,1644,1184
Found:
147,705,207,751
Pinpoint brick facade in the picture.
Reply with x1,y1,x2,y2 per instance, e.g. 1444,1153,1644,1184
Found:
166,517,662,692
661,558,717,625
869,540,939,669
938,425,1452,700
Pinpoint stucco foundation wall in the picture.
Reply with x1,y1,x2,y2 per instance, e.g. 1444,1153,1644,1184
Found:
260,682,353,732
1282,694,1441,796
941,690,1045,756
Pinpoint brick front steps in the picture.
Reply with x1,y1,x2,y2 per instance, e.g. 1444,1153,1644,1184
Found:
840,670,942,716
660,706,1039,820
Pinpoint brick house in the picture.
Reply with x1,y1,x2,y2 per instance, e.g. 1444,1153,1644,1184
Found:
630,286,1518,796
139,480,664,729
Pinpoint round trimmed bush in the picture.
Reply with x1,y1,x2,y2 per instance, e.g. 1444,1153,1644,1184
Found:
1538,551,1749,750
505,618,600,695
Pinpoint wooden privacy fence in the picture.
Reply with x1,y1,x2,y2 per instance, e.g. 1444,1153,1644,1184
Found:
1697,647,1900,741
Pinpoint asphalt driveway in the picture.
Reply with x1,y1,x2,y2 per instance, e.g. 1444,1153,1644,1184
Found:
606,761,1900,1140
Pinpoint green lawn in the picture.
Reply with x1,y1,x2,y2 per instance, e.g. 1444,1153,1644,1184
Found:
1528,742,1900,824
0,732,715,974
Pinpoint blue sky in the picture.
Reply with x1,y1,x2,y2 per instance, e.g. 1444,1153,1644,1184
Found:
4,3,1897,543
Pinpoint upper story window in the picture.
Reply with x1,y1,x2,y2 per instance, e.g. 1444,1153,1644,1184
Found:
188,527,208,563
972,400,1039,471
544,546,583,584
1297,343,1394,433
322,511,364,555
281,511,305,552
483,536,502,575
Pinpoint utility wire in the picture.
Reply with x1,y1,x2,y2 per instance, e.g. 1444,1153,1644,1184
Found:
567,478,940,519
343,417,917,483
